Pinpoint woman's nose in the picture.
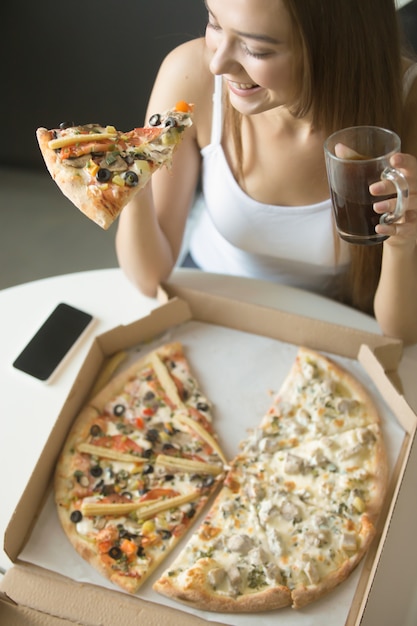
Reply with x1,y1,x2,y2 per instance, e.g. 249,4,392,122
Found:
209,39,240,75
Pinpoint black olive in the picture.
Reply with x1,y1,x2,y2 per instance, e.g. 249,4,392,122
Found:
163,423,177,436
70,510,83,523
202,476,215,488
185,505,196,519
108,546,122,560
143,464,154,475
137,546,146,558
143,391,156,401
197,402,209,412
164,474,175,482
96,168,111,183
123,170,139,187
145,429,160,443
158,529,172,540
162,442,177,453
90,424,102,437
143,448,153,459
90,465,103,478
121,491,133,499
164,117,177,128
113,404,125,416
148,113,161,126
59,121,75,129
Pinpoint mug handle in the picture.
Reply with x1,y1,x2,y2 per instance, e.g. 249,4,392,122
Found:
380,167,409,225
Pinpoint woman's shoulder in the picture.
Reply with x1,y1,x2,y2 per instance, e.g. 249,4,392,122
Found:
156,38,213,101
162,37,209,69
147,38,213,124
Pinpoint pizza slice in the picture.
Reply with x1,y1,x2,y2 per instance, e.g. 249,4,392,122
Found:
37,101,193,229
241,346,382,452
153,472,293,612
54,342,226,594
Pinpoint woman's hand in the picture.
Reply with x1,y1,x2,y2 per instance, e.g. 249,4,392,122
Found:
371,153,417,246
372,152,417,343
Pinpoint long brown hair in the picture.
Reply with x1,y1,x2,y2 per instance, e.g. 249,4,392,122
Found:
226,0,405,314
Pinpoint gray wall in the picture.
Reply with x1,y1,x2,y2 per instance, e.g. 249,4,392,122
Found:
2,0,206,169
3,1,415,171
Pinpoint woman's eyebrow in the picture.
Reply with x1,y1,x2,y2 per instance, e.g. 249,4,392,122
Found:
233,30,280,45
204,1,280,45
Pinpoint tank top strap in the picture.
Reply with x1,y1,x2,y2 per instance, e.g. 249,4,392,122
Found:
210,75,224,145
403,62,417,100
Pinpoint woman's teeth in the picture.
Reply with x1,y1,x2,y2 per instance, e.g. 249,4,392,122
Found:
230,82,257,90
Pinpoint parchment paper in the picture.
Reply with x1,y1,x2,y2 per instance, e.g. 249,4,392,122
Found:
19,320,405,626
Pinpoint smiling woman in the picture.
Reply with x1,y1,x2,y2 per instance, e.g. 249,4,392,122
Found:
115,0,417,344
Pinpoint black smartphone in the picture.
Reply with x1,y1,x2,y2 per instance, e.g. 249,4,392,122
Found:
13,303,94,382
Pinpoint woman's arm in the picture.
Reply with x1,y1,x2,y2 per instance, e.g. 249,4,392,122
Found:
115,38,212,296
372,73,417,344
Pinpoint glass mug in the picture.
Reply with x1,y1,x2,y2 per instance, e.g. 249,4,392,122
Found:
324,126,409,245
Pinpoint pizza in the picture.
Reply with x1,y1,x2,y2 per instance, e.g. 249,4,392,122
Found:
54,343,388,612
153,347,388,612
36,101,193,230
54,342,227,594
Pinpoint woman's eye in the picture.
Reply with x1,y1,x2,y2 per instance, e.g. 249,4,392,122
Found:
242,45,270,59
207,19,221,31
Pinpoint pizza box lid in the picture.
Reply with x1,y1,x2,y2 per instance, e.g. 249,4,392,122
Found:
2,289,416,626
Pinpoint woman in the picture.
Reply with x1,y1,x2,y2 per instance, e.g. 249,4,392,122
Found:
116,0,417,343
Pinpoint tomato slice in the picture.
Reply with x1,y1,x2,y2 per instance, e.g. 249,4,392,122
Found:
60,140,117,160
92,434,143,454
139,488,179,502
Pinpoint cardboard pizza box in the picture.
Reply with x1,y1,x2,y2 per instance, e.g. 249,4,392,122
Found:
1,286,416,626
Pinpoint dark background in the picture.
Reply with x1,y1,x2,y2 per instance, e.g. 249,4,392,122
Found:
1,0,207,170
1,1,416,171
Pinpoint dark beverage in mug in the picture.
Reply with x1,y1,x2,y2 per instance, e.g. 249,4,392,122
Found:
329,191,388,245
329,158,393,245
324,126,408,245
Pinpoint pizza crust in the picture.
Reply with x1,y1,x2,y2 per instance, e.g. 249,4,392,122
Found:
153,558,292,612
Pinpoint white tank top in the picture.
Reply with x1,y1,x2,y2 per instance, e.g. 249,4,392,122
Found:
189,65,417,297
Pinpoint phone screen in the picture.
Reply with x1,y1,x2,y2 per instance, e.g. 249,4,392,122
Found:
13,303,94,381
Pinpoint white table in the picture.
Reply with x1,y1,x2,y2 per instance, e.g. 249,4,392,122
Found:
1,268,417,625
